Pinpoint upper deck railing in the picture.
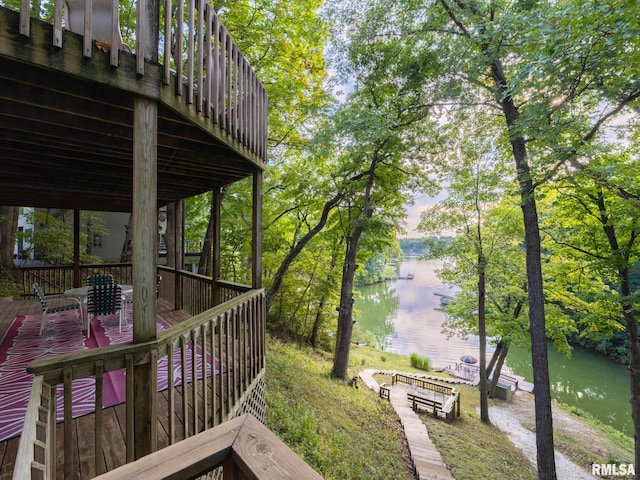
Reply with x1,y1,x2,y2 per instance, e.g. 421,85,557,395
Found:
13,0,267,162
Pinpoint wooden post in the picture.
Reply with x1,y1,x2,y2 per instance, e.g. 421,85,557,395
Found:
252,169,262,289
73,209,80,287
213,188,221,305
132,95,158,459
167,201,184,309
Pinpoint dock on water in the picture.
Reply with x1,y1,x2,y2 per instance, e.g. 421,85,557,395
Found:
447,363,534,394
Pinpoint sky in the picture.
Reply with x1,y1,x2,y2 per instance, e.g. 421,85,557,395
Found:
401,191,448,239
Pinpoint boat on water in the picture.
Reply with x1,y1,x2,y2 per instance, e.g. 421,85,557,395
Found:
398,273,415,280
434,292,453,308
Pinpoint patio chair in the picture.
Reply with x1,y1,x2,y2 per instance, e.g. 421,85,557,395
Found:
64,0,131,52
87,273,114,287
87,283,125,332
33,282,84,336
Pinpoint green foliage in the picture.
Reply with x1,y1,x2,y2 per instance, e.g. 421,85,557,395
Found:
538,159,640,363
18,210,106,265
355,246,400,286
409,353,430,371
24,211,75,264
185,193,212,246
0,271,21,298
399,238,431,255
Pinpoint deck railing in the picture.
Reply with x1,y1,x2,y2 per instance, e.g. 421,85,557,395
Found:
12,0,268,162
93,414,322,480
14,289,267,479
392,373,455,395
20,264,250,315
20,264,134,296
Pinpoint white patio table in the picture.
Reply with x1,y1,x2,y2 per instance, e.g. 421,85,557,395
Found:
64,285,132,336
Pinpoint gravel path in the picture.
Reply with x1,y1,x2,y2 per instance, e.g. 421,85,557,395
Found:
487,404,593,479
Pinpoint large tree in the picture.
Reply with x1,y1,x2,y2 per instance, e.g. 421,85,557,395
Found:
0,206,19,273
322,31,440,377
540,156,640,469
330,1,640,476
419,130,515,423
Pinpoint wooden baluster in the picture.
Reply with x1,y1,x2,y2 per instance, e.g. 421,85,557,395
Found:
125,354,134,462
94,361,104,475
190,329,198,434
180,335,188,438
167,341,176,444
63,368,73,479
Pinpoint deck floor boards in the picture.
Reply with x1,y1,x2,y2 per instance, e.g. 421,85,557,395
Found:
0,297,194,480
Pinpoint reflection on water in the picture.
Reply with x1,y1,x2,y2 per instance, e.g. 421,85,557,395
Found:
355,258,491,366
506,342,632,436
354,257,632,436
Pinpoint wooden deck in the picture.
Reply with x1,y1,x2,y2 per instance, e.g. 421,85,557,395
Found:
0,297,193,480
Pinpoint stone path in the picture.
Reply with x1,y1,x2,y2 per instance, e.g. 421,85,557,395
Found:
359,369,455,480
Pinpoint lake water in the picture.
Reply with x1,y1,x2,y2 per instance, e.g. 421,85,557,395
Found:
354,257,633,436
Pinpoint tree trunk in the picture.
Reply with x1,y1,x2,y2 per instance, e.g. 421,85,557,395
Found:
491,57,557,478
517,150,556,480
0,206,19,272
486,339,505,378
309,251,338,349
331,154,378,379
120,215,133,263
331,231,361,379
86,219,93,256
265,193,343,312
489,343,509,398
621,275,640,471
478,253,489,423
309,295,325,349
596,189,640,468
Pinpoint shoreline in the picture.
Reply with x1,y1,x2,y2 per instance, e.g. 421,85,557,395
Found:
362,366,634,478
354,340,632,437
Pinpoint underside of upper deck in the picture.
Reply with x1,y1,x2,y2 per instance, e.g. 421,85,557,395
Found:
0,4,267,212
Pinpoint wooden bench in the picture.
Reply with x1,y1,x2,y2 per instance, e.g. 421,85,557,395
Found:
440,391,460,419
407,390,444,415
393,372,461,419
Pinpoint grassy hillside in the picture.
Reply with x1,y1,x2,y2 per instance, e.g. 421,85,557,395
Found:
264,338,535,479
265,338,414,479
265,337,634,479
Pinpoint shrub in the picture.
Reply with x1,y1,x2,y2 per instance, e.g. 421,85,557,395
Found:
410,353,430,371
0,271,21,299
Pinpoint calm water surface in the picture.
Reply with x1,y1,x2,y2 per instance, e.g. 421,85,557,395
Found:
354,257,632,435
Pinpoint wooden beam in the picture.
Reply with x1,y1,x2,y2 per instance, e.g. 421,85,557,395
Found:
132,95,158,459
252,169,262,289
74,210,80,287
213,188,221,304
92,414,323,480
